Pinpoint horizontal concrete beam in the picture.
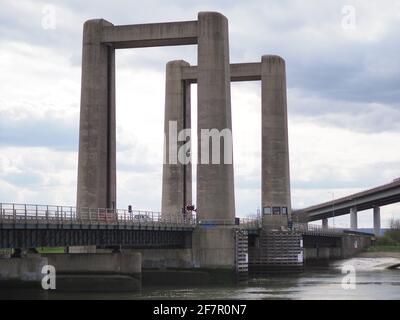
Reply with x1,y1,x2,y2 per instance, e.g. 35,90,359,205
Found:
182,62,261,83
102,21,198,48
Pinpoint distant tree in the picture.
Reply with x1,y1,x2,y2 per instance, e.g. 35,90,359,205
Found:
389,218,400,230
384,218,400,244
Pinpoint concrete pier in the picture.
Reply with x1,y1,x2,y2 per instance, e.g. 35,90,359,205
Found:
322,218,328,230
350,206,358,229
192,226,235,270
77,19,116,211
197,12,235,223
373,206,381,236
261,55,291,229
161,60,192,219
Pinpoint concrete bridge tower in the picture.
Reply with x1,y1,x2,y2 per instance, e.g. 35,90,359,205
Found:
261,55,292,230
161,60,192,220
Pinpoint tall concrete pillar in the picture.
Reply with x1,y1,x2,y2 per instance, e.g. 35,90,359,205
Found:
77,19,116,212
161,60,192,220
322,218,328,230
350,206,358,229
261,55,291,229
197,12,235,223
373,206,381,236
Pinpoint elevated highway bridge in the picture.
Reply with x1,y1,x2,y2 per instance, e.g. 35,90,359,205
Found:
292,179,400,235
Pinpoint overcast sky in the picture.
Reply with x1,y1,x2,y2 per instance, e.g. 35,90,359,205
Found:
0,0,399,228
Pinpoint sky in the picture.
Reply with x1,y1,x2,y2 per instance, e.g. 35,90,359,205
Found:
0,0,399,228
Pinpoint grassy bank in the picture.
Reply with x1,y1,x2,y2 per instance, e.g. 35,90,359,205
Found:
36,247,66,254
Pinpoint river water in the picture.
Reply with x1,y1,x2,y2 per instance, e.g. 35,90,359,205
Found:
2,257,400,300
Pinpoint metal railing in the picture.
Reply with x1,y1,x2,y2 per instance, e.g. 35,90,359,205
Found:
238,217,262,229
292,222,344,234
0,203,196,228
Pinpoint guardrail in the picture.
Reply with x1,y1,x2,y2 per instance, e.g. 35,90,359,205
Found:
0,203,196,228
293,222,344,234
238,217,262,229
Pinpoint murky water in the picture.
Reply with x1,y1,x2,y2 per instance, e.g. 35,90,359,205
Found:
1,258,400,300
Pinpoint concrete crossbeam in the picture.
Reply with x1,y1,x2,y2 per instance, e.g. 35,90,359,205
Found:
181,62,261,83
102,21,198,48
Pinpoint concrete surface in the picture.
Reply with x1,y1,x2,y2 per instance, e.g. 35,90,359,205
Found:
0,255,48,282
77,19,116,211
196,12,235,222
192,225,235,269
45,252,141,276
261,55,291,221
161,60,192,219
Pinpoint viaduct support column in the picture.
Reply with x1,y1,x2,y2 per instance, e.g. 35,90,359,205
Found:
373,206,381,236
261,55,291,230
161,61,192,220
350,206,358,230
77,19,116,212
322,218,328,230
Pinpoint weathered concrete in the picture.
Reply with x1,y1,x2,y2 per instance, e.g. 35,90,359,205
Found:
45,252,142,292
102,20,198,48
261,55,291,229
192,226,235,269
373,206,381,236
303,247,342,261
68,246,96,253
350,206,358,229
322,218,328,230
77,19,116,211
127,248,193,269
303,233,372,262
161,60,192,219
45,253,141,276
196,12,235,222
182,62,262,83
0,255,48,282
341,233,372,258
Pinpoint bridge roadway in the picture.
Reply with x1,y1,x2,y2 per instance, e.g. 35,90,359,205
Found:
0,203,194,249
292,179,400,224
0,203,371,250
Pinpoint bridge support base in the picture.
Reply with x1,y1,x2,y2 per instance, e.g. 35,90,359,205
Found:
322,218,328,230
373,206,381,236
192,226,236,271
350,206,358,230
